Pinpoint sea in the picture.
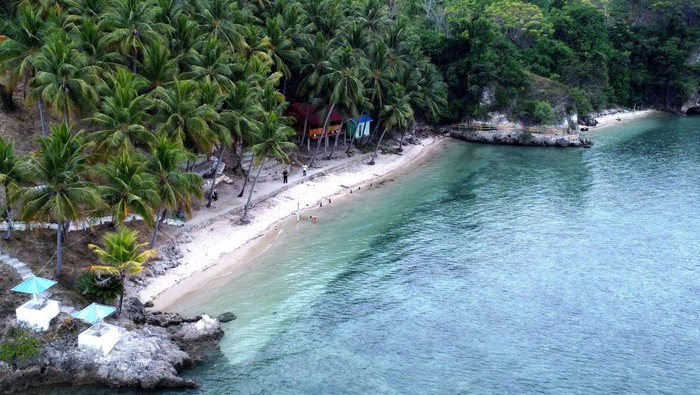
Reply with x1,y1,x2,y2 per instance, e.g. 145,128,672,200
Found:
52,114,700,394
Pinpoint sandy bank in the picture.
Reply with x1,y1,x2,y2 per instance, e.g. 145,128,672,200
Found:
588,109,660,130
143,136,447,310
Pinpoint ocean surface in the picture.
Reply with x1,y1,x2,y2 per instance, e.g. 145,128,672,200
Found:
57,114,700,394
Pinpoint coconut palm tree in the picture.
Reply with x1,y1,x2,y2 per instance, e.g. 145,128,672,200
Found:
240,111,296,223
96,150,159,226
151,78,216,157
184,35,236,87
0,138,29,240
224,81,263,198
28,32,101,126
102,0,165,72
146,136,202,247
369,85,413,165
0,4,49,135
89,227,156,316
195,0,253,54
310,45,367,166
137,43,179,93
166,13,202,73
20,123,103,277
89,67,155,153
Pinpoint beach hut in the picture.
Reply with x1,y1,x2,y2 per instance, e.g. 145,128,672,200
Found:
348,115,373,139
74,303,121,356
288,103,345,150
12,276,60,331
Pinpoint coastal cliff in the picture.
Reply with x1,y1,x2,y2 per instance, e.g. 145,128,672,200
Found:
0,298,223,393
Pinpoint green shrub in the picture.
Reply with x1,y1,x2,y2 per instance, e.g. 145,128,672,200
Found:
75,271,122,303
0,327,41,368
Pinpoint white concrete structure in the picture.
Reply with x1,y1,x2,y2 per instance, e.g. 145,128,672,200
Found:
15,299,60,331
78,323,121,356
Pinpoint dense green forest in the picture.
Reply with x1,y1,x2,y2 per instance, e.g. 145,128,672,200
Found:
397,0,700,123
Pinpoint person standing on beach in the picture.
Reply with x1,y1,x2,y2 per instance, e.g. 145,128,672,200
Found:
283,169,288,183
302,164,307,176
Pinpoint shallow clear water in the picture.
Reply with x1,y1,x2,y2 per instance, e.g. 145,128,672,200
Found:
53,115,700,394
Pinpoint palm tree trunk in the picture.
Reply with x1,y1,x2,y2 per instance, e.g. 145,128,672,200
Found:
56,220,63,277
369,128,388,165
150,207,164,248
326,120,344,160
237,155,255,197
117,274,125,317
397,122,412,152
4,205,12,240
363,120,381,147
207,145,225,208
38,99,47,136
310,102,336,167
241,158,266,223
299,109,310,148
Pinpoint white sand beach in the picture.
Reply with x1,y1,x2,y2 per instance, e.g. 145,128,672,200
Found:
141,136,448,310
588,109,659,130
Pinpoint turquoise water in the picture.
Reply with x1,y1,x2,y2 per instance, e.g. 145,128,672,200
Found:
52,115,700,394
169,114,700,394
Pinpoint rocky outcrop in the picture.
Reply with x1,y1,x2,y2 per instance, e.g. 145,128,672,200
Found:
449,129,592,148
0,298,223,394
681,92,700,114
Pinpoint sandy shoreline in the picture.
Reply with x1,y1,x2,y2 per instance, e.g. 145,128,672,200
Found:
588,109,660,130
142,109,659,311
143,136,448,310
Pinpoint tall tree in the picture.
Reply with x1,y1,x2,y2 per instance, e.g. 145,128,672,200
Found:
240,112,295,223
0,4,49,135
102,0,164,72
89,67,154,153
96,150,159,226
20,123,103,277
29,32,100,126
146,136,202,247
89,227,156,316
369,86,413,165
0,138,29,240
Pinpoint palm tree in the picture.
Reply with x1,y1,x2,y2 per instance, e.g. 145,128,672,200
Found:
184,35,236,87
0,5,49,135
224,81,263,198
0,138,29,240
89,227,156,316
166,13,202,73
310,46,367,166
195,0,253,54
96,150,159,226
102,0,165,72
146,136,202,247
89,67,155,153
137,43,179,93
240,112,296,223
20,123,103,277
64,0,108,18
29,32,101,126
151,79,215,157
369,85,413,165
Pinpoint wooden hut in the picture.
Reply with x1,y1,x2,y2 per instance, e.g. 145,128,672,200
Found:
288,103,345,150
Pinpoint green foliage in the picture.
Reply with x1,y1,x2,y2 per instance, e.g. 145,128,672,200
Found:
75,270,123,304
516,100,555,124
0,327,41,368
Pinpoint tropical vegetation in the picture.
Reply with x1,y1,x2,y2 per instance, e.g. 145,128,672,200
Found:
0,0,696,308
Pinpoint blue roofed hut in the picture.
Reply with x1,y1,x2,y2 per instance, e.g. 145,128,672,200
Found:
348,115,373,139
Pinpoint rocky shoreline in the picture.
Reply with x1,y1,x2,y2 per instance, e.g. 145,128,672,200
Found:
448,129,592,148
0,298,223,394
